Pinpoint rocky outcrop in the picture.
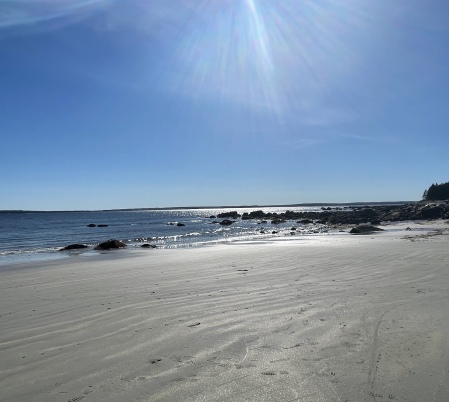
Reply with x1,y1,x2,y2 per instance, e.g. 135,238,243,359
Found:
87,223,96,227
177,222,185,226
249,210,266,218
420,205,444,219
94,239,126,250
230,201,449,226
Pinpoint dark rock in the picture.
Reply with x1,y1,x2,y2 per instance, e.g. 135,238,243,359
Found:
360,208,377,217
177,222,185,226
219,219,235,225
141,244,157,248
349,225,384,234
420,205,443,219
87,223,96,227
271,219,286,224
60,244,89,251
284,210,299,219
370,219,381,225
249,210,265,218
272,231,278,234
209,215,216,219
94,239,127,250
298,219,313,224
291,227,297,231
97,224,108,227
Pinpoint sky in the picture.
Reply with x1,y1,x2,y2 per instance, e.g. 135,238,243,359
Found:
0,0,448,210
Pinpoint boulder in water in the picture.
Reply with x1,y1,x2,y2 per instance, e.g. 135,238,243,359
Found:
141,243,157,248
94,239,126,250
60,244,89,251
219,219,235,225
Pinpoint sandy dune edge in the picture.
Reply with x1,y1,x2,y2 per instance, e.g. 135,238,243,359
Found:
1,221,448,402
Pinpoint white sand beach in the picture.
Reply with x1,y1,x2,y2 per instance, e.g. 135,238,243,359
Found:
1,221,448,402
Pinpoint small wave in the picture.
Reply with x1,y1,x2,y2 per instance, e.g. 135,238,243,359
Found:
0,246,62,256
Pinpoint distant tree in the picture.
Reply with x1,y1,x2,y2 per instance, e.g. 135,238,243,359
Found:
422,182,449,200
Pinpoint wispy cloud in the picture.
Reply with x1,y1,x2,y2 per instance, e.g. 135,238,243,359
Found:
290,137,327,149
288,130,397,150
339,132,397,143
0,0,112,34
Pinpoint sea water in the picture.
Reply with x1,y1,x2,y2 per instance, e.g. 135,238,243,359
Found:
0,206,335,265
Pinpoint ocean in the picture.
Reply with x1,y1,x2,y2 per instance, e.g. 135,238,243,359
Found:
0,205,340,265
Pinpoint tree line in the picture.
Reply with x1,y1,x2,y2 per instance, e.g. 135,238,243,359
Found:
422,181,449,200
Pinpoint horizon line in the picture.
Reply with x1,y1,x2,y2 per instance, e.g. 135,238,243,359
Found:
0,200,419,213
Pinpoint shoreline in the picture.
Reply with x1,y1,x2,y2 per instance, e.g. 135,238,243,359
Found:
1,218,446,267
2,202,448,266
1,220,448,401
1,219,446,269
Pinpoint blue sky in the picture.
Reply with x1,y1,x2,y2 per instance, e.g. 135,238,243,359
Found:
0,0,448,210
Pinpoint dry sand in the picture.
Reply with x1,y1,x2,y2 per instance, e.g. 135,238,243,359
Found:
1,221,448,402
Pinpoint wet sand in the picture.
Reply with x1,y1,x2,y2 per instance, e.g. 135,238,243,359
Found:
1,221,448,401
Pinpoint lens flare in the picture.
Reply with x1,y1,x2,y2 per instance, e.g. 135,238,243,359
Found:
156,0,377,126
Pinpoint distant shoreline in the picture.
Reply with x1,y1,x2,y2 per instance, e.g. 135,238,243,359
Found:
0,200,416,214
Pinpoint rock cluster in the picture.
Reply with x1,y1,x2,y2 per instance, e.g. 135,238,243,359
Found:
214,201,449,226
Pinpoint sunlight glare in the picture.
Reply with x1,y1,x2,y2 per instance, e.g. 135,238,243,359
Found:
162,0,377,126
